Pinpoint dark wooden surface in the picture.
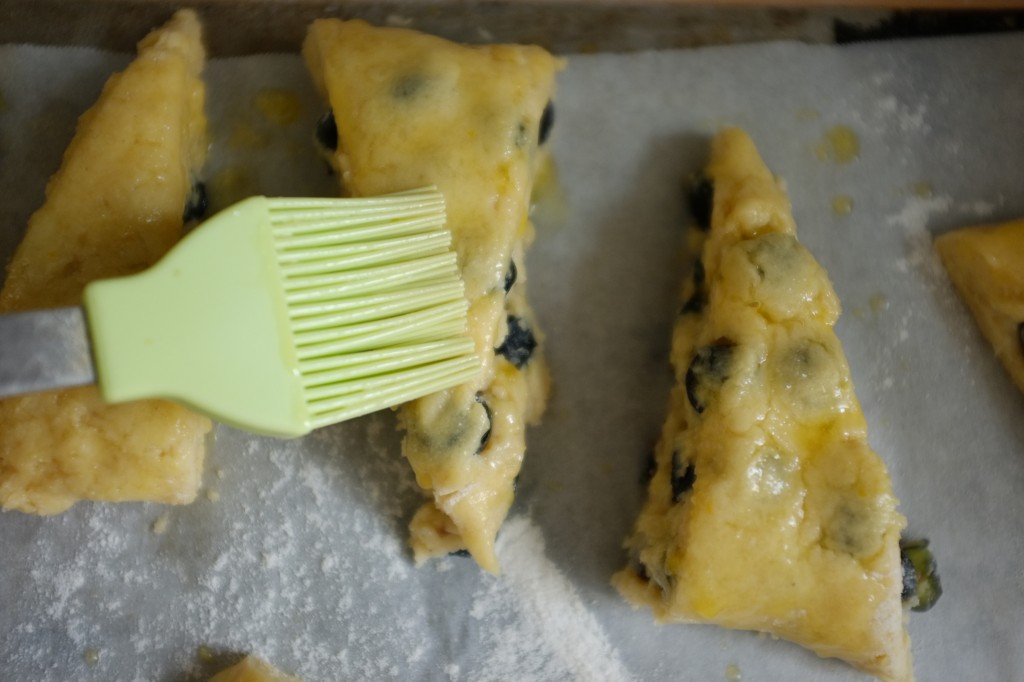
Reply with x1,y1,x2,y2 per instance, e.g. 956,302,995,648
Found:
0,0,1022,55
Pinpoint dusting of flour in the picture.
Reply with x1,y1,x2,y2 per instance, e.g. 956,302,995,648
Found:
890,194,952,283
468,517,633,682
4,414,631,682
891,192,1005,290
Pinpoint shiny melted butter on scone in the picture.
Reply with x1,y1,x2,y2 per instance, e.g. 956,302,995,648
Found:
303,19,561,572
613,129,912,682
0,10,212,514
935,218,1024,395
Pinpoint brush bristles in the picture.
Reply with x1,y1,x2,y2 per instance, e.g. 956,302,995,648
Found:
306,354,481,429
269,187,479,427
288,282,465,330
277,232,451,270
294,300,468,355
281,254,458,302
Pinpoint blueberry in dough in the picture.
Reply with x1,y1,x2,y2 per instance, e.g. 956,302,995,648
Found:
671,450,696,501
182,181,208,222
689,173,714,231
496,315,537,368
539,101,554,145
900,552,917,602
681,258,707,315
392,73,426,99
899,538,943,612
776,338,841,414
692,257,705,286
824,500,878,556
681,291,706,315
685,341,735,414
643,450,658,482
315,110,338,151
504,261,518,293
475,394,493,454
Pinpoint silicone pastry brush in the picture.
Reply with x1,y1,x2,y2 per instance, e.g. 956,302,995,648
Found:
0,187,480,437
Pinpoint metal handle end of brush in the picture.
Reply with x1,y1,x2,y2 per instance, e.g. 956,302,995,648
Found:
0,307,96,399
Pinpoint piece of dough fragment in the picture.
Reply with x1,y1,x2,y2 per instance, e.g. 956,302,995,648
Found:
302,19,561,573
935,218,1024,395
209,656,302,682
613,128,912,682
0,10,212,514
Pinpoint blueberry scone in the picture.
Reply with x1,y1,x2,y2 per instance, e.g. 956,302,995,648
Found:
935,218,1024,395
303,19,560,572
209,656,301,682
613,128,912,681
0,10,212,514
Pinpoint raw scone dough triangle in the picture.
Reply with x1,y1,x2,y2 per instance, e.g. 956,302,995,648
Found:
303,19,561,572
614,128,912,682
935,218,1024,395
0,10,212,514
209,655,301,682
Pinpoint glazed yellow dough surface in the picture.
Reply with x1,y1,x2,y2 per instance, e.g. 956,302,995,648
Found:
935,218,1024,395
209,656,301,682
0,10,212,514
303,19,559,573
613,129,911,682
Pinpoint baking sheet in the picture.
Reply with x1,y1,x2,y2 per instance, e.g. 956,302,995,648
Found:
2,31,1024,682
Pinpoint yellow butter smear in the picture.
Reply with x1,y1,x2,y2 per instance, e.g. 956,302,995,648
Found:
832,194,854,215
254,88,303,126
815,124,860,164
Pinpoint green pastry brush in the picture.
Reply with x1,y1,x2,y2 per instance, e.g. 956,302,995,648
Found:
0,186,480,438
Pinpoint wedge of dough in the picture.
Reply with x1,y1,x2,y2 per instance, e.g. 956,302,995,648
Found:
303,19,561,572
0,10,212,514
935,218,1024,395
614,128,912,682
209,656,301,682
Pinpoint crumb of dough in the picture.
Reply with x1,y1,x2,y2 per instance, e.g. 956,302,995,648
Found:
151,512,171,535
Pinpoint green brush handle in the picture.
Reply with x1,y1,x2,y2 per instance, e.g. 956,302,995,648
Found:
84,197,309,437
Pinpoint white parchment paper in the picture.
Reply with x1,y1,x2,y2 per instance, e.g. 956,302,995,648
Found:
1,32,1023,682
